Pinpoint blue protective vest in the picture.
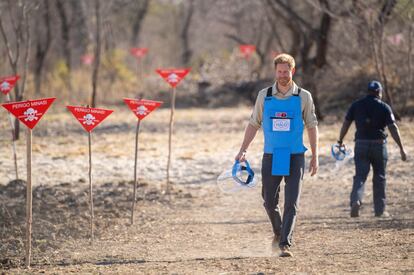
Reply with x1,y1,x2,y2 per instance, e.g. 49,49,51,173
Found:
263,86,307,175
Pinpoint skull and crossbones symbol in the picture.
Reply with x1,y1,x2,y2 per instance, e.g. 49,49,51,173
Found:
136,105,148,116
167,73,179,84
82,114,97,125
24,108,38,121
0,81,10,92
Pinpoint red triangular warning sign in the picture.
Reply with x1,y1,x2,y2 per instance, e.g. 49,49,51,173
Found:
124,98,162,120
130,48,148,58
156,68,190,88
0,75,20,95
239,45,256,59
81,54,94,65
67,106,113,132
1,97,56,129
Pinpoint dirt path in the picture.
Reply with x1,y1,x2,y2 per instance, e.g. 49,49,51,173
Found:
0,107,413,274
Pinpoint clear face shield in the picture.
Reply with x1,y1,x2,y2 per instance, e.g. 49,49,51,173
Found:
217,160,256,193
331,143,353,169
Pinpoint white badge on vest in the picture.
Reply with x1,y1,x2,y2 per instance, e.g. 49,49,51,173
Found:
272,118,290,131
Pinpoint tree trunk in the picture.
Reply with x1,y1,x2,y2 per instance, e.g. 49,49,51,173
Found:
372,0,399,118
315,0,331,67
300,35,324,120
310,0,332,120
70,0,89,57
91,0,101,108
34,0,51,95
296,0,331,121
180,0,194,66
16,5,31,139
265,0,303,59
131,0,150,45
56,0,72,90
404,21,413,113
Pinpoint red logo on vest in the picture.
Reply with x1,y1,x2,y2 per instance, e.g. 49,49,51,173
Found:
275,112,287,118
239,45,256,59
67,106,113,132
1,97,56,129
156,68,190,88
0,75,20,95
130,48,148,58
124,98,162,120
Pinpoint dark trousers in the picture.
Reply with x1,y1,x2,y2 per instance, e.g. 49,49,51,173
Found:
261,153,304,247
351,140,388,215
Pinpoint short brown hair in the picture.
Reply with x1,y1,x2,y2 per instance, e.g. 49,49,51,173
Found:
273,53,295,69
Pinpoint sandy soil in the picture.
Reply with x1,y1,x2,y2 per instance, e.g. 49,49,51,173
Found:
0,106,413,274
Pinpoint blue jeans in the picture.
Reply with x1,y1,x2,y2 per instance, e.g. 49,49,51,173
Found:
351,140,388,215
261,153,304,247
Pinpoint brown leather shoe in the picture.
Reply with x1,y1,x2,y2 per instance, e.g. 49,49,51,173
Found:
279,245,293,257
351,201,361,217
375,211,390,218
271,234,280,253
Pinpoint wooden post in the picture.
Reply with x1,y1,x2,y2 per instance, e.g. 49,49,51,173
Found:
136,58,143,95
135,59,139,89
139,58,144,83
25,128,32,268
88,131,94,243
6,93,19,179
248,57,253,80
166,87,176,193
131,119,141,225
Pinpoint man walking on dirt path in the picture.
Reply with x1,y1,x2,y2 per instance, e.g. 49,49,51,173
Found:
235,53,319,257
337,80,407,218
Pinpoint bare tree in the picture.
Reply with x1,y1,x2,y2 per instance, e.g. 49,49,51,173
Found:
362,0,399,117
221,2,273,77
131,0,150,46
70,0,89,61
376,0,397,106
265,0,332,120
0,0,33,139
91,0,102,107
406,19,413,113
180,0,194,66
264,0,302,58
34,0,52,95
225,23,274,77
56,0,72,90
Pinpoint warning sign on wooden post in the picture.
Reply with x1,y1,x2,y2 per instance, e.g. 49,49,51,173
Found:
66,105,113,243
156,68,190,88
67,106,113,132
156,68,190,191
1,97,55,268
124,98,162,120
130,48,148,59
1,74,21,180
124,98,162,224
0,75,20,95
239,45,256,59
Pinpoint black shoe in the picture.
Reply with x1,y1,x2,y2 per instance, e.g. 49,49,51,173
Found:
350,201,361,217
